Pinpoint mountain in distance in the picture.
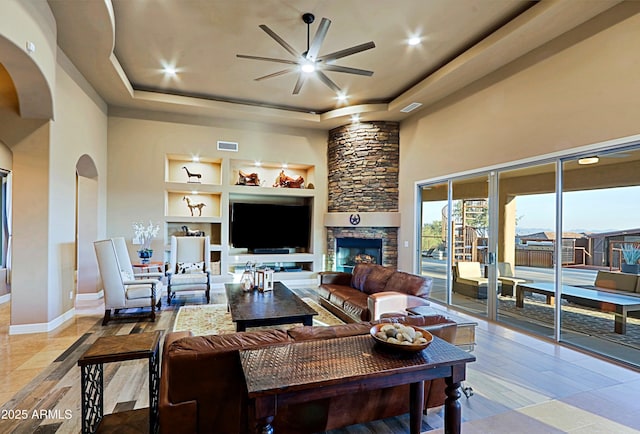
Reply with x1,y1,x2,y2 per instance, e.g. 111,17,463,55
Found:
516,227,618,235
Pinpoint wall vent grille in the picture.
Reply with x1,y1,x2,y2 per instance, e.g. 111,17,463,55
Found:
217,141,238,152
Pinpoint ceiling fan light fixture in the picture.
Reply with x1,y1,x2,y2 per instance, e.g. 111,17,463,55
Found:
301,62,316,73
578,156,599,165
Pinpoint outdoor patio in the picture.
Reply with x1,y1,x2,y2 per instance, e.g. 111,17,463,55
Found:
422,259,640,368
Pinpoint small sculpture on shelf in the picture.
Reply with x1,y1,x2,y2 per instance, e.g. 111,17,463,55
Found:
181,225,205,237
182,196,206,216
273,170,304,188
236,170,260,186
182,166,202,183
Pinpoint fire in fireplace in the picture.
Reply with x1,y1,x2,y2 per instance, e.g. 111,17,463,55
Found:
335,238,383,273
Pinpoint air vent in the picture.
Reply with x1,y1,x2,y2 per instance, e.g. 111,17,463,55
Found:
217,141,238,152
400,102,423,113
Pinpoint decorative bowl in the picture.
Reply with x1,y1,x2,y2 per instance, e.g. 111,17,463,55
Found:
370,323,434,352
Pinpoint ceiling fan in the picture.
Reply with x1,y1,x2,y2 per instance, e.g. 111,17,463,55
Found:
237,13,375,95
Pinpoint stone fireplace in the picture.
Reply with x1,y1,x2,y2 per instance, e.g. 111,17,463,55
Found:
325,121,399,269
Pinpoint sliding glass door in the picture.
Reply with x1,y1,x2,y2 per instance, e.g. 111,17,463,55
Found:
417,142,640,368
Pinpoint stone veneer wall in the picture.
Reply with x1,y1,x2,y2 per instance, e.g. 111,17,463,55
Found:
327,122,400,268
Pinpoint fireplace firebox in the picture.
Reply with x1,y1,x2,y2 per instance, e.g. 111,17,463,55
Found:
335,238,383,273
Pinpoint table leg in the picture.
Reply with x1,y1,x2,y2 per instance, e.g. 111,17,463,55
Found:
237,322,246,332
614,312,626,334
253,396,276,434
409,381,425,434
444,376,462,434
80,363,103,434
149,348,160,433
303,315,313,326
516,288,524,308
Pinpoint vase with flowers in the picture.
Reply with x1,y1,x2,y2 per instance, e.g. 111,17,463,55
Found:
133,221,160,263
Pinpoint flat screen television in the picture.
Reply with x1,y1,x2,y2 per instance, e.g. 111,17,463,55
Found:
230,202,311,251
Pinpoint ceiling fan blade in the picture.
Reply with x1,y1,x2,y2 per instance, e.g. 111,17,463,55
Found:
259,24,302,58
292,74,306,94
319,41,376,63
306,18,331,61
322,64,374,76
236,54,299,65
316,71,342,93
254,68,296,81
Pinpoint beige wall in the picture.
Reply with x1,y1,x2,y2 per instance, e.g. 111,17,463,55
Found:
2,0,108,328
106,115,328,264
398,5,640,271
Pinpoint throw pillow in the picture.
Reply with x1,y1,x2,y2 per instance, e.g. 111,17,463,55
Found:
177,261,205,274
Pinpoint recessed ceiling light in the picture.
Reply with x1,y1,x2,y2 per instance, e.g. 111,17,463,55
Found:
578,156,599,165
408,36,421,46
192,156,200,162
282,163,288,169
254,161,262,167
336,93,347,102
351,114,360,124
162,66,177,76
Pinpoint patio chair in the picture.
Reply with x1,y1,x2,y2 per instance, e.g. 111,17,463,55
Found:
94,238,163,325
453,261,500,299
497,262,531,297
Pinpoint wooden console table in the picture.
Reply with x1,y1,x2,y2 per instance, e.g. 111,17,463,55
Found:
241,334,475,434
78,331,161,433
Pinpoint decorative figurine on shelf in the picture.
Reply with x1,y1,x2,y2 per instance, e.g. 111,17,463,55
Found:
240,261,256,292
236,170,260,186
182,196,206,216
182,166,202,183
273,170,304,188
181,225,205,237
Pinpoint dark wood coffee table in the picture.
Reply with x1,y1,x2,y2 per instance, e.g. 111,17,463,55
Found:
224,281,317,331
241,334,475,434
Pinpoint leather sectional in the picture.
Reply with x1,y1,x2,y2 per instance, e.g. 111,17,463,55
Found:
317,263,433,322
160,318,456,434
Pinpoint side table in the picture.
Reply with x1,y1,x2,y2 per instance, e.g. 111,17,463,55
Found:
407,305,477,352
77,331,162,434
133,261,164,274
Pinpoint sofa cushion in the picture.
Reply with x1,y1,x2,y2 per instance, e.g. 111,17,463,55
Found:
362,265,396,294
594,271,637,293
287,323,372,341
456,261,483,279
385,271,430,297
351,263,374,291
342,294,370,321
326,286,360,308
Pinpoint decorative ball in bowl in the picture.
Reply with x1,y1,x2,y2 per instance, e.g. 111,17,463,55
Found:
370,323,434,352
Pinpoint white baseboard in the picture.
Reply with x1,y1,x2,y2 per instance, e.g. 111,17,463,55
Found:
9,308,76,335
0,293,10,304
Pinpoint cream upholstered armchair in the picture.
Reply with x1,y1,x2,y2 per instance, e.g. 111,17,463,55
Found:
94,238,163,325
166,236,211,304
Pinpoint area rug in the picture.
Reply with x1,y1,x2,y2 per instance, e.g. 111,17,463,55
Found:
497,294,640,350
173,297,344,335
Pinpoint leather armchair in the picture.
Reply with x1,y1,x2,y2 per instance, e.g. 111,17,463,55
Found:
166,236,211,303
94,238,162,325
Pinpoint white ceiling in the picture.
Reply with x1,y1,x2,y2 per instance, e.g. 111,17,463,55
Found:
47,0,621,129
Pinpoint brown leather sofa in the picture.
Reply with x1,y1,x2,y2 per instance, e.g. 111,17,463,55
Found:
318,263,433,323
160,318,456,434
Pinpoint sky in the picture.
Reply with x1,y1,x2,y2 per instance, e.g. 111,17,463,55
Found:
422,185,640,233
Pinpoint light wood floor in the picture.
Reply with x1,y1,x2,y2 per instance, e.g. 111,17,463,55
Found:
1,288,640,433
